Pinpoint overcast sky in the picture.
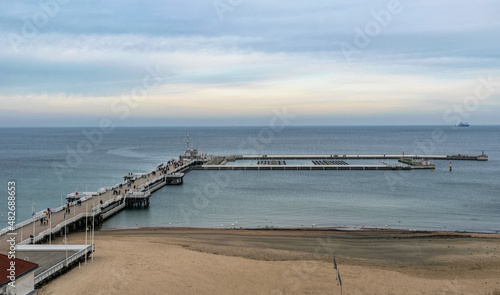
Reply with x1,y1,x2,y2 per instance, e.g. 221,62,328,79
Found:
1,0,499,126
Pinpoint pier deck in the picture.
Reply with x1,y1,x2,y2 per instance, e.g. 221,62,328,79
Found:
0,161,192,251
0,150,489,287
196,164,412,170
1,151,487,251
16,244,93,286
234,154,488,161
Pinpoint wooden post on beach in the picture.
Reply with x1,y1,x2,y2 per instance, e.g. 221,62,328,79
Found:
336,267,342,295
339,270,342,295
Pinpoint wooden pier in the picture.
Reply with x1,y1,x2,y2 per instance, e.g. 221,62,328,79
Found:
195,164,412,170
16,244,93,287
125,191,151,208
0,149,489,288
0,151,488,251
233,153,488,161
0,161,192,251
1,151,489,250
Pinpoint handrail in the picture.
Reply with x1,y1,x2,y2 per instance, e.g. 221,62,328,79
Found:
102,202,126,220
1,163,166,238
34,245,92,284
17,212,88,245
0,202,82,238
16,195,125,245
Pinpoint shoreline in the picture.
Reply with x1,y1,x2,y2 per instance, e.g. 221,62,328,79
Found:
100,224,500,235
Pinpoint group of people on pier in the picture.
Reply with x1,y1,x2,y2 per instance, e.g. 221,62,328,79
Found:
40,208,52,225
167,159,184,170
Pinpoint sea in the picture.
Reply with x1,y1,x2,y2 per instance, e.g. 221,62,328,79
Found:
1,126,499,233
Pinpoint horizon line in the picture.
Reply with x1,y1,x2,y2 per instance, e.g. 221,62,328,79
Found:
1,124,499,128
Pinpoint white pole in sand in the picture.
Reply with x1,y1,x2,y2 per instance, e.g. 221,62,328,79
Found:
32,202,35,244
85,203,88,265
65,217,68,266
49,215,51,245
92,205,95,263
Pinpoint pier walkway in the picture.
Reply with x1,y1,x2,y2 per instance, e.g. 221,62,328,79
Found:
16,244,93,286
0,160,194,251
0,149,489,288
1,151,488,252
196,164,412,170
235,153,488,161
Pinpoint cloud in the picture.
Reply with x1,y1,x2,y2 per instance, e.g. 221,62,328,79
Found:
1,0,500,126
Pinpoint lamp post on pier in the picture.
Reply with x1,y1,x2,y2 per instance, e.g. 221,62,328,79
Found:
32,202,36,244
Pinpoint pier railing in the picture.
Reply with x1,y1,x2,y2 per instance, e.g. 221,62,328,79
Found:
1,162,192,238
17,212,87,245
0,211,46,237
101,198,127,220
16,195,124,245
34,245,93,285
0,201,85,238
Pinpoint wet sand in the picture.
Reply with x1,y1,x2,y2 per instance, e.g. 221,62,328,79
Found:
38,228,500,295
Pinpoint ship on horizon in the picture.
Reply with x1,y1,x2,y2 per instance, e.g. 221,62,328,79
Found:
456,121,470,127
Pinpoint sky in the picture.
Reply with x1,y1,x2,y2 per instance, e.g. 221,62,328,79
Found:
1,0,499,127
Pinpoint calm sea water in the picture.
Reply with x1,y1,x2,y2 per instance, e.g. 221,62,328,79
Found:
1,126,499,232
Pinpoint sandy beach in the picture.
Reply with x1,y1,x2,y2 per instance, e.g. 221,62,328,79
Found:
35,227,500,295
